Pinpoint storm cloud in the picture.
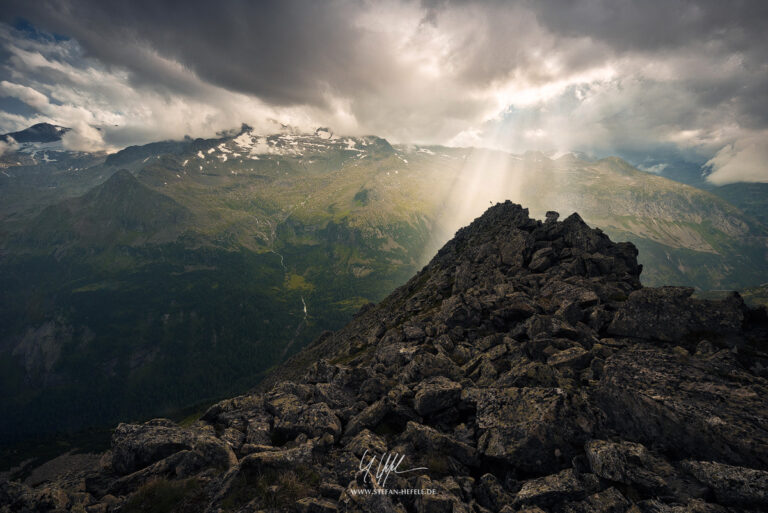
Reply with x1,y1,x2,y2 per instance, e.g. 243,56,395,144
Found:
0,0,766,183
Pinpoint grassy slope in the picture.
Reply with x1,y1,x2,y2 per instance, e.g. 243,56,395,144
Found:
710,182,768,227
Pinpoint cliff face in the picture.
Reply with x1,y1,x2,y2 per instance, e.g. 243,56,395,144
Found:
3,202,768,513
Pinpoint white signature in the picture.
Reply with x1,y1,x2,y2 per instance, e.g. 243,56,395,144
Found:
358,450,428,488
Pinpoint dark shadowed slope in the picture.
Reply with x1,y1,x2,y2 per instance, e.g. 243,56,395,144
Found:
19,169,192,247
0,123,70,144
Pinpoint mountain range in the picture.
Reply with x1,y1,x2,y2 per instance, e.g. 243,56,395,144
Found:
0,123,766,452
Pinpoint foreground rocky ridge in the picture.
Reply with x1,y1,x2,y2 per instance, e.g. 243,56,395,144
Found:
3,201,768,513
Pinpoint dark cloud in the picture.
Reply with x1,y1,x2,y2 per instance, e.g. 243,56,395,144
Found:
1,0,395,108
526,0,768,54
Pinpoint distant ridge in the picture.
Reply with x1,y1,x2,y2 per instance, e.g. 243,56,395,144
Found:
0,122,71,144
20,169,191,246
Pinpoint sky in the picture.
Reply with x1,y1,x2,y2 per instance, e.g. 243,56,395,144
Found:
0,0,766,184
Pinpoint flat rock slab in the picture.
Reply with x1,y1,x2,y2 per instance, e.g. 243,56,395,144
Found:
469,387,595,473
682,460,768,507
607,286,744,342
598,346,768,468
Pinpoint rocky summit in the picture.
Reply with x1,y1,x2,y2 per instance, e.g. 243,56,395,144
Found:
2,201,768,513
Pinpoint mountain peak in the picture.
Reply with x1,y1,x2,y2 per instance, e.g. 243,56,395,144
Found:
0,122,71,144
315,127,333,139
431,201,641,284
100,168,139,187
21,169,190,247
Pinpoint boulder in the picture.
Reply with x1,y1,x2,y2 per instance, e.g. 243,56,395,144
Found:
347,429,387,458
548,346,592,370
413,476,470,513
413,377,462,416
400,352,463,383
682,460,768,507
585,440,674,493
540,281,600,308
473,473,513,511
270,397,342,441
110,419,236,476
344,397,393,437
470,387,595,473
245,413,272,445
514,468,599,508
320,482,345,500
562,487,630,513
297,496,339,513
529,247,555,272
403,324,426,342
240,440,314,469
402,421,477,467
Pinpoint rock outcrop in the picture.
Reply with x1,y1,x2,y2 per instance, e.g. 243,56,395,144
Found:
2,201,767,513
